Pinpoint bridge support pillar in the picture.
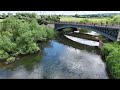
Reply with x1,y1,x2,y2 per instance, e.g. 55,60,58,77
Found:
117,29,120,41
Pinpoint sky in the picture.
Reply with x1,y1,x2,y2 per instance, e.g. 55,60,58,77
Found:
0,11,120,15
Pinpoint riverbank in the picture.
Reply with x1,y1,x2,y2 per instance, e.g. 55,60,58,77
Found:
101,42,120,79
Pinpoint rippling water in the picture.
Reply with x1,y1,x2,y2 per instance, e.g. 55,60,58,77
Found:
0,36,108,79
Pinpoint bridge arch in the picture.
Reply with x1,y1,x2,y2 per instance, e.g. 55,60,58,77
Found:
55,23,120,41
57,26,78,32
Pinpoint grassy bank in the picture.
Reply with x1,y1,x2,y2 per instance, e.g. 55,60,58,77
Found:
101,42,120,79
60,16,110,24
0,17,57,64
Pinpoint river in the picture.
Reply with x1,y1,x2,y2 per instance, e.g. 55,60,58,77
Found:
0,34,109,79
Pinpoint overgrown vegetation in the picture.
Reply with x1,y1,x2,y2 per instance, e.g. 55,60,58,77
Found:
79,28,91,33
38,15,60,25
0,13,60,25
101,42,120,79
0,16,56,63
60,15,120,25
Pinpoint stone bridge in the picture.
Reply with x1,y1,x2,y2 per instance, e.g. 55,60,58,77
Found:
55,22,120,41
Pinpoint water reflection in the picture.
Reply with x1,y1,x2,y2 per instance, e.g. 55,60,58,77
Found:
0,36,108,79
37,41,108,79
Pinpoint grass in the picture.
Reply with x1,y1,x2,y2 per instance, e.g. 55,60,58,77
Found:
60,16,84,22
101,42,120,79
60,16,110,24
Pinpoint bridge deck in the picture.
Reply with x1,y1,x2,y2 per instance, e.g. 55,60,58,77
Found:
55,22,120,29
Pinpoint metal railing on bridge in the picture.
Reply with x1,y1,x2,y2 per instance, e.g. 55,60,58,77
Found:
55,21,120,29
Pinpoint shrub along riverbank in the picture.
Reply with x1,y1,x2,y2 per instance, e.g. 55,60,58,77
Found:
0,17,57,64
101,42,120,79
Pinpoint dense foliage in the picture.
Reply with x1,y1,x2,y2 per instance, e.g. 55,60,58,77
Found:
38,15,60,25
0,13,60,25
0,17,56,63
101,42,120,79
73,13,119,18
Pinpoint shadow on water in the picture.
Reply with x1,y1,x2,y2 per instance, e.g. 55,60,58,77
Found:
56,35,101,55
0,41,52,72
0,52,43,71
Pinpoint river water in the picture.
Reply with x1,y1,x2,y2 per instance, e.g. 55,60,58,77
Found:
0,35,109,79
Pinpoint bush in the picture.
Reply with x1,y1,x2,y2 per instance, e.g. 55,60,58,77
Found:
0,16,56,62
101,42,120,79
46,27,57,39
101,43,116,57
106,50,120,79
112,15,120,24
6,57,15,64
0,50,9,60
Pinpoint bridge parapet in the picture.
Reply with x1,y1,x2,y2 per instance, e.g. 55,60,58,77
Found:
55,22,120,29
55,22,120,41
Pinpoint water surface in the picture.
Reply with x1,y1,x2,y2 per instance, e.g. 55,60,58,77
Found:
0,35,108,79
